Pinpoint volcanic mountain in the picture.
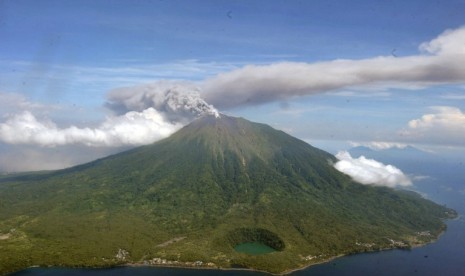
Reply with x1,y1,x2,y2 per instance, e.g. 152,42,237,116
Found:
0,115,455,274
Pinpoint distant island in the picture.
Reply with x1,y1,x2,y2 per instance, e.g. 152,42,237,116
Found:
0,115,457,275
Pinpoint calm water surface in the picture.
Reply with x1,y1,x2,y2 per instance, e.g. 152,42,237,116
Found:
234,242,276,255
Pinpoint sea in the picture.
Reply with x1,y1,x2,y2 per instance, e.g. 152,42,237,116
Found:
11,151,465,276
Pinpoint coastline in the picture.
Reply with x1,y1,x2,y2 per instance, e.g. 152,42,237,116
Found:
8,241,439,276
12,220,455,276
125,263,272,274
122,226,451,276
11,237,444,276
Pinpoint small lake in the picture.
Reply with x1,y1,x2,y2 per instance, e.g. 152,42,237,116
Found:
234,242,276,255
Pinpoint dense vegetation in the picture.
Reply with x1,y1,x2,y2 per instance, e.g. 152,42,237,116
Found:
0,115,456,274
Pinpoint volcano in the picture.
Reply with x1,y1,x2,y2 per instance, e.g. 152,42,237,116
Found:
0,115,455,274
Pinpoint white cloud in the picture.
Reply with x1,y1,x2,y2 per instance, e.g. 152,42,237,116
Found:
402,106,465,146
201,26,465,109
334,151,412,187
349,141,408,150
0,108,182,147
419,27,465,56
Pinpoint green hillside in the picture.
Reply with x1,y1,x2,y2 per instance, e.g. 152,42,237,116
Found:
0,115,456,274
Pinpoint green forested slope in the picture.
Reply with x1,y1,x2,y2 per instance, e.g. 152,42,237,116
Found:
0,115,456,274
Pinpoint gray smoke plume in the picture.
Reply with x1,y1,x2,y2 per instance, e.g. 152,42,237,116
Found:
106,81,219,124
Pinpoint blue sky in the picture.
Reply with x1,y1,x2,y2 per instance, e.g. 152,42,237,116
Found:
1,0,465,172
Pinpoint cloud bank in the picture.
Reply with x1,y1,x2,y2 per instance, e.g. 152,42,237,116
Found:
0,84,219,147
0,108,181,147
334,151,412,187
202,26,465,109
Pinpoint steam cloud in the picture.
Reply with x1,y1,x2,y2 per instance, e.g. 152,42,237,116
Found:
334,151,412,188
0,84,219,147
106,81,219,123
202,26,465,109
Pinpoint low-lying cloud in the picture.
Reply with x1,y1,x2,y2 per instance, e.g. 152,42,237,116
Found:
0,84,219,147
202,26,465,109
0,108,182,147
334,151,412,188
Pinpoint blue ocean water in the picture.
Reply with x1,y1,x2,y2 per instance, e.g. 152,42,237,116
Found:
296,218,465,276
11,154,465,276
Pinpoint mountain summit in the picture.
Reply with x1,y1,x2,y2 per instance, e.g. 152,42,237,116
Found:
0,115,455,274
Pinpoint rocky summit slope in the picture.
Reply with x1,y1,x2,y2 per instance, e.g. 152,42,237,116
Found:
0,114,456,274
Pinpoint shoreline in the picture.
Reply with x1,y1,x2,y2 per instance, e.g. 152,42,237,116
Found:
122,247,421,275
10,241,437,276
123,228,449,275
14,238,441,276
125,263,274,275
14,223,454,276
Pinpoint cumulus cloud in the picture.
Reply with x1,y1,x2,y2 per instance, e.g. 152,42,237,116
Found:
402,106,465,146
201,26,465,109
0,108,182,147
0,83,219,147
334,151,412,187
